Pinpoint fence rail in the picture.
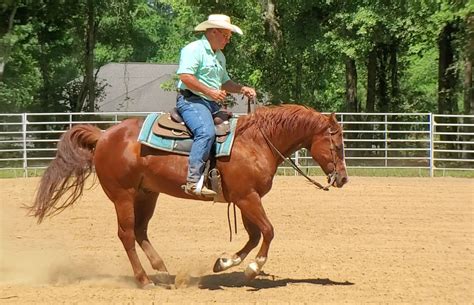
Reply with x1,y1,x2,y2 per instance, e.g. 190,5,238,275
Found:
0,111,472,177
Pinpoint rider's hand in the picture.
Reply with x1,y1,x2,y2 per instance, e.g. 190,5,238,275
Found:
208,89,227,102
241,86,256,99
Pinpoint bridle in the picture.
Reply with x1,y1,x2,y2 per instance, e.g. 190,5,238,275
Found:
260,126,341,191
326,127,341,187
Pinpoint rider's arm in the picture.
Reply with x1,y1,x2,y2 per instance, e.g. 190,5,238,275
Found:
222,80,256,99
179,74,227,102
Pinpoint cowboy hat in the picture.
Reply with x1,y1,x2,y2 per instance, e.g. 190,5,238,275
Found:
194,14,243,35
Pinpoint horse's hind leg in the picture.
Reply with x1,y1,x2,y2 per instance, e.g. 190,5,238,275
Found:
113,193,154,288
134,191,169,274
213,214,261,272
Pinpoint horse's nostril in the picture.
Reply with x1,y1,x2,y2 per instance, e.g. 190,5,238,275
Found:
341,176,348,184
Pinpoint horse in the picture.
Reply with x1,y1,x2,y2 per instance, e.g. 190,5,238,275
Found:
29,104,349,288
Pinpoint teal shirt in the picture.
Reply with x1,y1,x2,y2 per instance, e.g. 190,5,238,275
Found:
176,35,231,101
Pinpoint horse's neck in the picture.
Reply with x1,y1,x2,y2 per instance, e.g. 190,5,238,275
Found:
239,107,326,159
263,113,319,158
266,128,309,157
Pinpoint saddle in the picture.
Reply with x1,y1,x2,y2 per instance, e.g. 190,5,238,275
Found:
152,108,233,143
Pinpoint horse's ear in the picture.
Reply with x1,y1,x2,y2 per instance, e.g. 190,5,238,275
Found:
330,112,337,123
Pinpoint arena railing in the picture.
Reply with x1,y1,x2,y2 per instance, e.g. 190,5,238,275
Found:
0,112,472,177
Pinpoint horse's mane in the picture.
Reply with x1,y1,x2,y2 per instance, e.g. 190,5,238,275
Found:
236,104,328,139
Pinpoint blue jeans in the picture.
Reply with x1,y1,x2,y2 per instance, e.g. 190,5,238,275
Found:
176,94,221,183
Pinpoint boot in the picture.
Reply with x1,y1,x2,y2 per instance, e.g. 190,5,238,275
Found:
183,182,217,197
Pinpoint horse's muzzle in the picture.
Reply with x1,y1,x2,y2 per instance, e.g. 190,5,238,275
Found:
328,172,349,188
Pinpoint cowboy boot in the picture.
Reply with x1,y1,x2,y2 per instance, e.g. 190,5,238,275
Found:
184,182,217,197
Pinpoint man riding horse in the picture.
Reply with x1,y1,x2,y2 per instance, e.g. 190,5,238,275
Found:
176,14,256,197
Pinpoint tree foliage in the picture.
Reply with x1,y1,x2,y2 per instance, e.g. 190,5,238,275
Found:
0,0,472,114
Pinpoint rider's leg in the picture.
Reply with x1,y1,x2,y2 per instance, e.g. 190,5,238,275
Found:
176,96,217,197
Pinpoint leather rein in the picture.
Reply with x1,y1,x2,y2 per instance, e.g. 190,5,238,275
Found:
259,128,340,191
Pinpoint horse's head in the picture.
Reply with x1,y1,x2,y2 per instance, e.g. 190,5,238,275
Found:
308,113,349,188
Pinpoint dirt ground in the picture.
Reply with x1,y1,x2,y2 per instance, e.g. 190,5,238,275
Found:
0,176,472,304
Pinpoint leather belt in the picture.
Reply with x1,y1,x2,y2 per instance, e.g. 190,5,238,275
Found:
178,89,199,99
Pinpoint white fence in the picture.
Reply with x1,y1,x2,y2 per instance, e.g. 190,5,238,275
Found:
0,112,473,177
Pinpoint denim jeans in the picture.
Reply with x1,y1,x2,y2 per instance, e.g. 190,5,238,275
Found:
176,94,221,183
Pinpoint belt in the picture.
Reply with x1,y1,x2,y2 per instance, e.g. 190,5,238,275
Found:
178,89,218,104
178,89,199,99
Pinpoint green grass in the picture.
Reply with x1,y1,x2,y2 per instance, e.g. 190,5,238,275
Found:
277,167,474,178
0,169,46,178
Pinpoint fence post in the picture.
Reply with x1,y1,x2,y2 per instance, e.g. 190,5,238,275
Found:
429,113,434,177
294,151,299,176
22,113,27,178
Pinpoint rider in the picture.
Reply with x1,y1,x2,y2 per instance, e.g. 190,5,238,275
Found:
176,14,256,197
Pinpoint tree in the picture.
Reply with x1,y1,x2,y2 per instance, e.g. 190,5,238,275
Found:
0,0,18,81
438,20,459,114
1,0,472,115
463,12,473,115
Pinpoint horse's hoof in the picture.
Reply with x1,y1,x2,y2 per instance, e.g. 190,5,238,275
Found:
213,254,242,273
155,271,172,284
142,282,155,290
244,262,259,280
213,257,226,272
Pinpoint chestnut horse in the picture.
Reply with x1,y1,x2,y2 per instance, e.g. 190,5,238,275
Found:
29,104,348,288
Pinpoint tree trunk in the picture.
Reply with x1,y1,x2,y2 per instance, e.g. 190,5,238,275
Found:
465,13,474,115
463,13,474,161
377,45,389,113
84,0,96,112
438,21,460,157
366,49,377,112
0,4,17,81
390,42,399,104
438,21,458,114
295,57,302,102
345,57,358,112
260,0,282,44
465,59,473,114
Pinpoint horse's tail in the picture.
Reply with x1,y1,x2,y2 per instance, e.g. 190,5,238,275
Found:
29,124,102,223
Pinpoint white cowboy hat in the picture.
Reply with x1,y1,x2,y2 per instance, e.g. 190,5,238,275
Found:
194,14,243,35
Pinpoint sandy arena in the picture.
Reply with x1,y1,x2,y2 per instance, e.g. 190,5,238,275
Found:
0,176,473,304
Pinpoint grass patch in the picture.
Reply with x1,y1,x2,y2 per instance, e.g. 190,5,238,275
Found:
0,168,45,178
432,169,474,178
277,167,474,178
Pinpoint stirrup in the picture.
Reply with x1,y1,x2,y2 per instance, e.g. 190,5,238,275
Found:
183,182,216,197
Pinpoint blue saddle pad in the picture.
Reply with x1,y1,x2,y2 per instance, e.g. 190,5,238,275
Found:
137,113,238,157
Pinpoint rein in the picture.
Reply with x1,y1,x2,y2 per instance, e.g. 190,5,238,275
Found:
227,202,237,242
259,129,337,191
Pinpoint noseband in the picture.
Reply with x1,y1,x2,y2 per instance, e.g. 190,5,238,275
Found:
260,127,341,191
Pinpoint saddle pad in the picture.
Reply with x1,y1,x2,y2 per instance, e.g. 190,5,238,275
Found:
138,112,238,157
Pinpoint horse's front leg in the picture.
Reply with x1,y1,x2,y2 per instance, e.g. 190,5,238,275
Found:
213,214,261,272
216,192,274,280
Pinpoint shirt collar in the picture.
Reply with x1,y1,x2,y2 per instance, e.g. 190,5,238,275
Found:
200,35,216,55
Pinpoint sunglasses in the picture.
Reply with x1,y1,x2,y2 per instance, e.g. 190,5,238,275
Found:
216,29,232,40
